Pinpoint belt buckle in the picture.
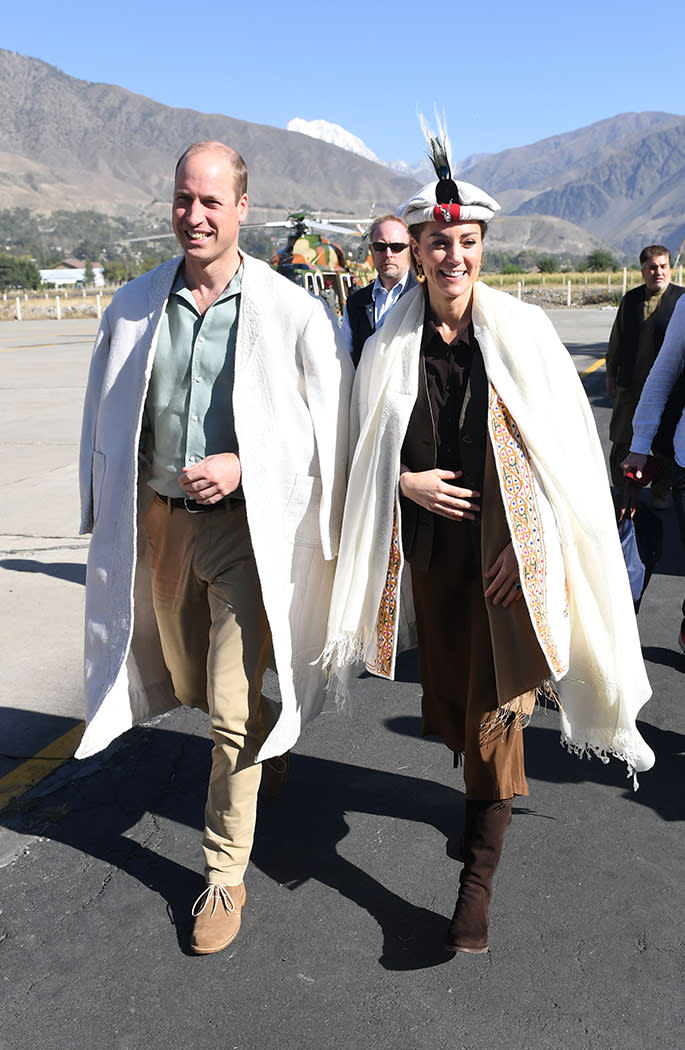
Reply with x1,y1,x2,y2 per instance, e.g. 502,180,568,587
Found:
183,496,203,514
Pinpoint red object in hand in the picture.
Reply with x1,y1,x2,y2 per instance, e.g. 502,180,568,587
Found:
624,455,664,487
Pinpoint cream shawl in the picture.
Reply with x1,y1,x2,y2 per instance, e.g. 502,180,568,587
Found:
323,281,655,778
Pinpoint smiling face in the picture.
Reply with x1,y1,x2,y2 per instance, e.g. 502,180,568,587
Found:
641,253,671,293
411,221,483,308
172,147,248,278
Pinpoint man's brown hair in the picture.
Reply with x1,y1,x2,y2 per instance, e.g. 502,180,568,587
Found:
175,141,248,203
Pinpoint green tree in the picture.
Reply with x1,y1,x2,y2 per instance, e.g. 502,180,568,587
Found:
538,255,559,274
84,259,95,286
102,260,133,285
585,249,619,272
0,254,41,290
139,255,161,275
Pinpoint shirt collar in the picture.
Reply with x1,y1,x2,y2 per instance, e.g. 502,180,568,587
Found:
372,269,410,300
172,259,244,309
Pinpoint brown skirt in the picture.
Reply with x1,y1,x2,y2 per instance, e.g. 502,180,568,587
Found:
410,448,549,799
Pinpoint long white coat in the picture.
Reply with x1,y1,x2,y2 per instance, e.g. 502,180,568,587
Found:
77,253,353,761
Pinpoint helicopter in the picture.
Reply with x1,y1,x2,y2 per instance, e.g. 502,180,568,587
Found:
122,209,379,315
243,211,376,315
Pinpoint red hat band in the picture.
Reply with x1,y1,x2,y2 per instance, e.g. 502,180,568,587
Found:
433,202,461,224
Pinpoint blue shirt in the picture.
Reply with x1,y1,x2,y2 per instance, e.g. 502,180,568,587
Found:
340,269,413,356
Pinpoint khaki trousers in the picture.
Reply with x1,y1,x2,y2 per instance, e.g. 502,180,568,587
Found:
143,495,272,884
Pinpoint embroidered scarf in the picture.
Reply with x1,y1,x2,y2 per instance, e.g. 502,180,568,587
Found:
323,281,654,779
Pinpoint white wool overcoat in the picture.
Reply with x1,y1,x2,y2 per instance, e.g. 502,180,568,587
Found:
77,253,353,761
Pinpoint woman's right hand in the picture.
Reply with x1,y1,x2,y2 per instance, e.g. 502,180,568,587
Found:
399,468,480,521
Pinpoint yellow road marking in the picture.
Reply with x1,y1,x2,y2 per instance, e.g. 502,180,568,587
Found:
0,722,84,813
581,356,606,377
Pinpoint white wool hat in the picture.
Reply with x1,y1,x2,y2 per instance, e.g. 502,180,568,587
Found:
399,179,501,227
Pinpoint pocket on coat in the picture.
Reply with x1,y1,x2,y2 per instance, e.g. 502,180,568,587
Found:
282,474,322,546
92,451,106,523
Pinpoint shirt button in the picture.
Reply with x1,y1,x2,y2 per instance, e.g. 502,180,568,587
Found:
192,413,199,422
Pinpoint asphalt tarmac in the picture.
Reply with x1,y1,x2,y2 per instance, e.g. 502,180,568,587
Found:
0,311,683,1050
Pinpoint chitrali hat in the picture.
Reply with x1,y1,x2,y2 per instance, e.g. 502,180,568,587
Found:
399,113,501,227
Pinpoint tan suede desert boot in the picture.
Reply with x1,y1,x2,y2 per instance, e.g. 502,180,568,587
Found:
190,882,246,955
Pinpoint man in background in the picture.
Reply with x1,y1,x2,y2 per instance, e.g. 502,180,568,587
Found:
606,244,684,507
341,214,416,367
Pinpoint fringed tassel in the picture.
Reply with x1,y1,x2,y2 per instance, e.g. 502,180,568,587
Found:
536,677,561,709
548,679,642,790
318,631,370,712
560,736,641,791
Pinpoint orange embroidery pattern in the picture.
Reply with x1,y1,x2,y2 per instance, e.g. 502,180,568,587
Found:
489,391,565,676
371,503,401,678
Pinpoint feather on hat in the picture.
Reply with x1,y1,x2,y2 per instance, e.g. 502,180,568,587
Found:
399,112,500,226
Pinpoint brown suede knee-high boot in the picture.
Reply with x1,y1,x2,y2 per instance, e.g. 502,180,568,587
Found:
447,797,513,954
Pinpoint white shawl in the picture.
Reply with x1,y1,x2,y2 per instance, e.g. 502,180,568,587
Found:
324,281,655,778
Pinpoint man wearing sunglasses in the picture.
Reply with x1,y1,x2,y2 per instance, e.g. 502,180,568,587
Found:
341,214,416,367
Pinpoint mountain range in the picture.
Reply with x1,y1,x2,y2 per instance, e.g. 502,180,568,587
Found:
2,48,685,259
0,49,416,227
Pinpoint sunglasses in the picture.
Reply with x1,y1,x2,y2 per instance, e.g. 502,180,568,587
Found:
370,241,409,254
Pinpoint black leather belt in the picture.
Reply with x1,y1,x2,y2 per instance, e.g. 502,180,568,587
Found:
155,493,227,514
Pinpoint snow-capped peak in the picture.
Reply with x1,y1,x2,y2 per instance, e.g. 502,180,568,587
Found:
287,118,380,164
286,117,482,183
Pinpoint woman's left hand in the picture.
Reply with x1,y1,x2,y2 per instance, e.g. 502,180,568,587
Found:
484,542,523,607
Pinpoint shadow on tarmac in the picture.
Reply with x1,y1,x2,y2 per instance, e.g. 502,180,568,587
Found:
0,558,87,585
580,368,612,410
642,644,685,671
0,709,82,761
1,723,457,969
1,696,682,971
384,712,685,823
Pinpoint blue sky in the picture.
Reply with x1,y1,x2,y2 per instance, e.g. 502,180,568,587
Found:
5,0,685,165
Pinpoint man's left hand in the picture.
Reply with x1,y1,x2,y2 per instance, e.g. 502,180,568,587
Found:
179,453,242,504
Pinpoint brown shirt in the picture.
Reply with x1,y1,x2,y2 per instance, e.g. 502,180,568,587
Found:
422,317,475,473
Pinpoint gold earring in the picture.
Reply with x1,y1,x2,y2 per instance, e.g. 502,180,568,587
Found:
416,261,425,283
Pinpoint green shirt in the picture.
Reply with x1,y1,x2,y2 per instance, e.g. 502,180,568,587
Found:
142,262,242,498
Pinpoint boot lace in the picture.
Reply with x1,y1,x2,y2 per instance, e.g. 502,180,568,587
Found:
191,885,237,918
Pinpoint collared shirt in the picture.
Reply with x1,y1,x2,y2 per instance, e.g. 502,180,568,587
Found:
371,269,412,328
340,269,413,355
142,261,243,498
